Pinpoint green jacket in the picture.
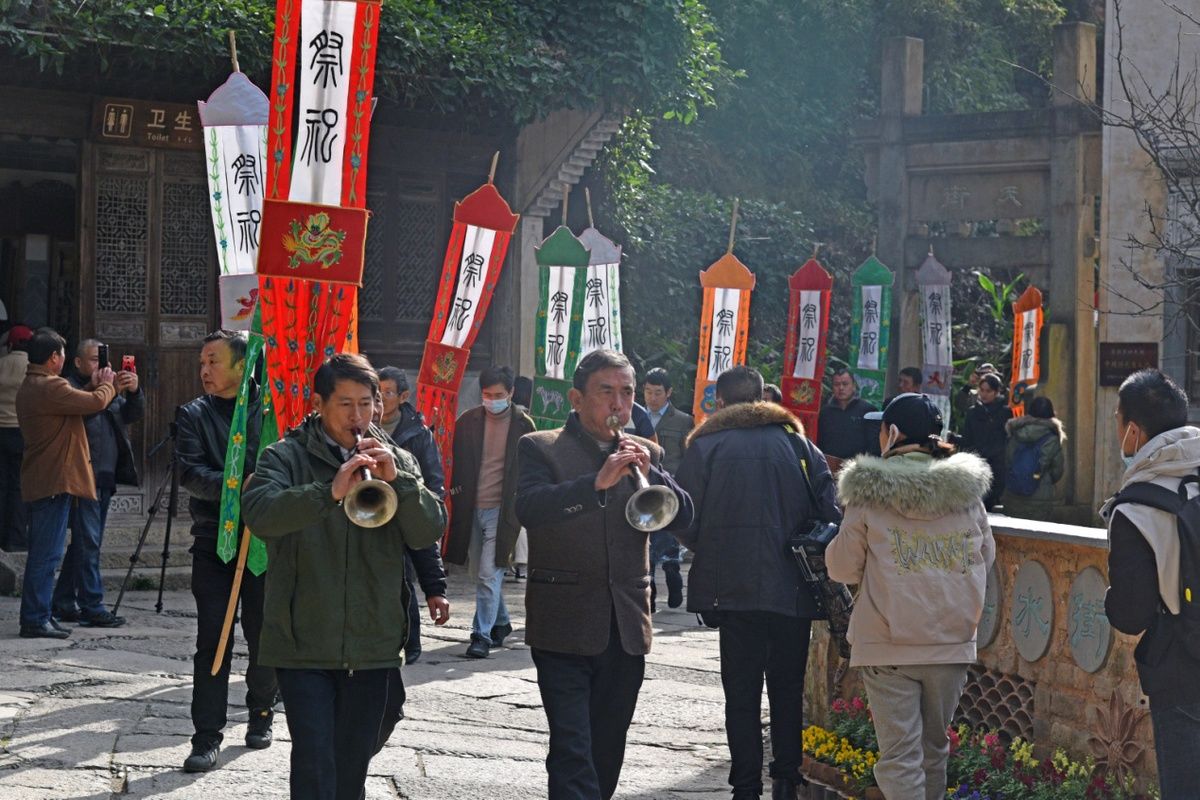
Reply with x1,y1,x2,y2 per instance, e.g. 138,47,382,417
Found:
242,414,447,670
1001,414,1066,513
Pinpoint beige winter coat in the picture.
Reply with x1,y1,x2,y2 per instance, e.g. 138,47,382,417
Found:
826,449,995,668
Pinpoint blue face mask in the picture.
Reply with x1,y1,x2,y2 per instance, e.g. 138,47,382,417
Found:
1120,425,1137,471
484,398,510,415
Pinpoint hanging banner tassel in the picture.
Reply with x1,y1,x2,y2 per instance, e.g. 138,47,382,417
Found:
782,258,833,439
1010,285,1044,416
848,255,895,408
916,250,954,434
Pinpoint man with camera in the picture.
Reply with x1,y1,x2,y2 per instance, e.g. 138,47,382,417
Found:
16,329,118,639
51,339,143,628
675,365,841,800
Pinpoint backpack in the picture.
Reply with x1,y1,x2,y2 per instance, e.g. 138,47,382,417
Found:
1006,432,1054,496
1110,474,1200,662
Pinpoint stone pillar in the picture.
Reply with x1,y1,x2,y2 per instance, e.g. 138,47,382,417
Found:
1047,22,1098,518
513,215,545,379
876,37,923,390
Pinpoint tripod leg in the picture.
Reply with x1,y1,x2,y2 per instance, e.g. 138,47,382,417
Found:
211,528,251,677
156,454,180,614
112,470,170,616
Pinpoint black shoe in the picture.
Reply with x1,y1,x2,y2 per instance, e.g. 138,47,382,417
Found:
49,618,71,633
405,648,421,665
19,621,70,639
464,635,490,659
664,563,684,609
183,741,219,772
79,610,125,628
513,566,525,581
53,608,80,623
489,622,513,648
245,708,273,750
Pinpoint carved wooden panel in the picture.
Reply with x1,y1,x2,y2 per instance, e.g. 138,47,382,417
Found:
95,175,149,313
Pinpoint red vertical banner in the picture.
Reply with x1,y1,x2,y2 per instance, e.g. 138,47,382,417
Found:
1010,285,1044,417
415,180,519,496
781,259,833,439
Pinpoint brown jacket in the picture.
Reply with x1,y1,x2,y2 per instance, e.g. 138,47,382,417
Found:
445,404,536,567
16,364,116,502
514,412,693,656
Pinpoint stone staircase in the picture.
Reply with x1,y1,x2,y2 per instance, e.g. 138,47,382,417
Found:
0,512,193,598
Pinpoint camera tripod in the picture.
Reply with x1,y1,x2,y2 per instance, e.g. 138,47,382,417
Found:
112,423,179,616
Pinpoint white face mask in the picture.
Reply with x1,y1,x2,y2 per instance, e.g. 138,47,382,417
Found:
1120,424,1138,470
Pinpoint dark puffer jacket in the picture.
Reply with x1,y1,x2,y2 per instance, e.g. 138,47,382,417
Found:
675,402,841,619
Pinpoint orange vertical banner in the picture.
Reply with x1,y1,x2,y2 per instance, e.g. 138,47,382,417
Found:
692,253,756,422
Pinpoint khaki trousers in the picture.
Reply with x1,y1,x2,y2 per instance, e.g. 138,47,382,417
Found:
860,663,969,800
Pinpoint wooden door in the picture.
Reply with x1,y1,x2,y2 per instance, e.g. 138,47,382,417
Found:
81,144,216,518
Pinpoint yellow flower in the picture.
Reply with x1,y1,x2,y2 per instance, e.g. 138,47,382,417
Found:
233,433,244,445
226,476,239,489
223,520,235,533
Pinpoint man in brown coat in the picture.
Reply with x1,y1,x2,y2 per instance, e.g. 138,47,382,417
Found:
446,365,535,658
515,349,693,800
16,329,116,638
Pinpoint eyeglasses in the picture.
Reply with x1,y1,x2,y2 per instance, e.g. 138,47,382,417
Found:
381,390,399,398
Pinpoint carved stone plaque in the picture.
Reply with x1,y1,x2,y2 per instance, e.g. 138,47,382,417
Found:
978,561,1002,649
1068,566,1112,673
1010,560,1053,662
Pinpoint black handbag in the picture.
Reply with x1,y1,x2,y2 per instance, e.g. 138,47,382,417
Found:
787,434,854,660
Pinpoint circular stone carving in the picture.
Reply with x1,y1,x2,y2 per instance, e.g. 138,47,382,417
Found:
1010,560,1054,662
978,562,1002,649
1068,566,1112,673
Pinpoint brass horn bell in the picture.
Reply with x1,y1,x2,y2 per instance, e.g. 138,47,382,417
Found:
343,430,398,528
605,414,680,532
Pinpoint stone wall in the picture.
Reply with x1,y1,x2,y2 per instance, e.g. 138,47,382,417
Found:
805,515,1156,783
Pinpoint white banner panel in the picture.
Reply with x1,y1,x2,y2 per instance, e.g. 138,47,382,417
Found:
706,287,742,382
579,262,620,358
440,225,498,349
856,284,884,371
289,0,357,204
792,289,822,379
204,125,267,276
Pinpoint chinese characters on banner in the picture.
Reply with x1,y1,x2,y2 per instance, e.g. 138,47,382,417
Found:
916,252,953,433
692,253,756,422
1009,285,1044,416
577,226,623,359
289,0,357,205
531,227,590,430
198,72,270,330
848,256,894,408
781,259,833,438
415,178,520,493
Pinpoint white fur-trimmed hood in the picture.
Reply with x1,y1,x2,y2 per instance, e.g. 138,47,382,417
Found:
837,451,992,519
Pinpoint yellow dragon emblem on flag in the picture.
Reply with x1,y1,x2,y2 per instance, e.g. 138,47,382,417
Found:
282,212,346,270
432,350,459,386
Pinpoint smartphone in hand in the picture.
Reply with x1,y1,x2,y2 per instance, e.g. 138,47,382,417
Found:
122,354,136,373
97,344,109,370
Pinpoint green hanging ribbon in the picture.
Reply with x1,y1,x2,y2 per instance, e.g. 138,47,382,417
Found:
216,307,272,575
847,255,895,408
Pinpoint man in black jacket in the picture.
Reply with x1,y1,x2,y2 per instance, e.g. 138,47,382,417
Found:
1104,369,1200,800
52,338,144,627
377,365,447,664
676,366,840,800
816,369,878,471
175,330,276,773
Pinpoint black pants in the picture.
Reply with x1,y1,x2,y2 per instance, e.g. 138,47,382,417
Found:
190,540,277,747
374,667,407,755
532,613,645,800
405,557,421,657
719,611,812,795
277,667,389,800
0,427,28,551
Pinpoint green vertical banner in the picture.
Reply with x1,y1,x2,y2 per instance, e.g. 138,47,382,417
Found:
847,255,894,408
217,307,273,575
532,226,590,430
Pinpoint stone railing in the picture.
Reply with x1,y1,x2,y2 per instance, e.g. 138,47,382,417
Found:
804,514,1156,783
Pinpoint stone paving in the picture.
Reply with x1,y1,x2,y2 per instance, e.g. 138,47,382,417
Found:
0,569,740,799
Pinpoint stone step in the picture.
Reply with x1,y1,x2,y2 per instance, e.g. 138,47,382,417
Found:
99,546,192,571
102,565,192,594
